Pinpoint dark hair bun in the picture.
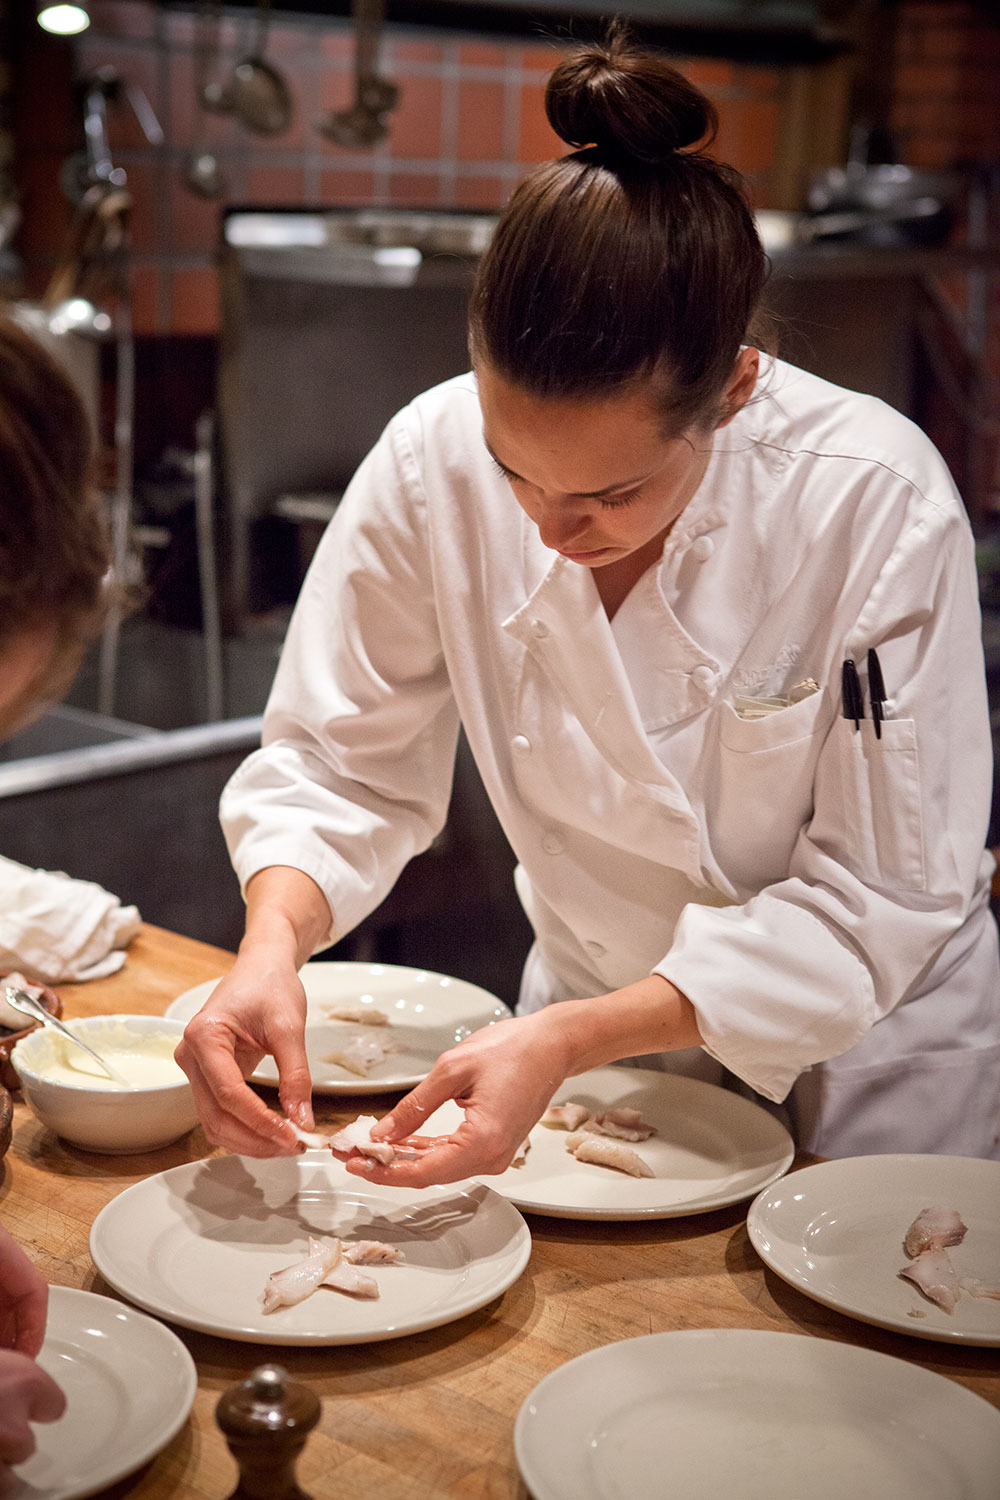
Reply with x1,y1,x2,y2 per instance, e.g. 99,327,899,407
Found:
545,22,716,164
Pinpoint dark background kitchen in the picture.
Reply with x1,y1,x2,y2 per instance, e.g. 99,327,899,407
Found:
2,0,998,1006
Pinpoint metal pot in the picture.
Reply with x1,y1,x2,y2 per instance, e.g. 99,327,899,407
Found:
805,162,962,246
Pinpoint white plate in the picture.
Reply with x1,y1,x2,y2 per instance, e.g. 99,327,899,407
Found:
89,1151,530,1344
514,1329,1000,1500
166,961,511,1094
11,1286,196,1500
748,1153,1000,1346
424,1066,793,1220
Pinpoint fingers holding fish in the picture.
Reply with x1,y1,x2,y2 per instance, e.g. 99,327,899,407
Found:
175,952,313,1155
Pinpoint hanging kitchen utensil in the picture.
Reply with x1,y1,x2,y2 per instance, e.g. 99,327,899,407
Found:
316,0,398,148
198,0,232,115
183,0,227,197
223,0,293,137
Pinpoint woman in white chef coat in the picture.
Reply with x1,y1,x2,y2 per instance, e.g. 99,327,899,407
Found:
0,315,112,1485
177,24,1000,1172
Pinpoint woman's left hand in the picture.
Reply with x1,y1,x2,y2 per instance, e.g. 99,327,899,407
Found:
344,1010,572,1187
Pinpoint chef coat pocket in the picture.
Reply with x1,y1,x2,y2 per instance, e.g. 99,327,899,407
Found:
828,716,926,892
714,693,828,887
719,689,827,754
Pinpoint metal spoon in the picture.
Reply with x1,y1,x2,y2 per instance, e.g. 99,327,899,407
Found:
5,987,133,1089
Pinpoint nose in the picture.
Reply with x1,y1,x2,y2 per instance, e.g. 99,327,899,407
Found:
534,500,589,552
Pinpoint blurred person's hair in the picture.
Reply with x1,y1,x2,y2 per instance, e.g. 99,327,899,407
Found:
0,313,116,731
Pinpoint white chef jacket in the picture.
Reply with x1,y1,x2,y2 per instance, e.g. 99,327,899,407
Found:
221,357,1000,1158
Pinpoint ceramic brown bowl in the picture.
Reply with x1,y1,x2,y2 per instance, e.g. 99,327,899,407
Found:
0,974,63,1092
0,1083,11,1159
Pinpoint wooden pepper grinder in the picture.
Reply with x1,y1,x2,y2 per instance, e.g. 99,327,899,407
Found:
216,1363,321,1500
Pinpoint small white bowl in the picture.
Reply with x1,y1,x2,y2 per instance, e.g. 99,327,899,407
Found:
11,1015,199,1154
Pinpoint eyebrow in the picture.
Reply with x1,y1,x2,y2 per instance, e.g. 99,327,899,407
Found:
483,439,651,500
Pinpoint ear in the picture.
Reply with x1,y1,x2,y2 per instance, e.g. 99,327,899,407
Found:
715,347,760,428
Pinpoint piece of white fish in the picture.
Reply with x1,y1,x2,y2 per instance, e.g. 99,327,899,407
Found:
287,1121,333,1150
564,1130,654,1179
263,1235,404,1311
903,1206,968,1259
324,1005,390,1026
262,1236,343,1313
958,1276,1000,1301
330,1114,396,1165
342,1240,405,1266
899,1247,961,1314
323,1034,399,1077
510,1138,531,1168
587,1108,657,1142
541,1103,591,1131
321,1260,379,1298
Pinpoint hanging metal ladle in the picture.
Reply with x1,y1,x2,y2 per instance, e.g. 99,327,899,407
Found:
183,0,227,198
204,0,292,137
317,0,398,148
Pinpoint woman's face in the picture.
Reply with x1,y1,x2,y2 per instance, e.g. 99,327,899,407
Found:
0,626,58,740
476,359,750,571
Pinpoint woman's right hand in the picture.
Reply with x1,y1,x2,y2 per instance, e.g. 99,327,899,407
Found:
175,865,335,1157
175,948,311,1157
0,1350,66,1492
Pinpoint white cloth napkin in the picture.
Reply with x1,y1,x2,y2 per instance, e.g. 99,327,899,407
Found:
0,855,141,983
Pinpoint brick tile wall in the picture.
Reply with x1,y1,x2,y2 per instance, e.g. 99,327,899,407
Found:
15,1,785,335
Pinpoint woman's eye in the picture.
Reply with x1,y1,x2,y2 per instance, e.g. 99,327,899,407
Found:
598,488,642,510
490,456,517,482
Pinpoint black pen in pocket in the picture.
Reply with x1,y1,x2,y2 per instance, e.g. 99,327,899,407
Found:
867,648,887,739
841,658,864,730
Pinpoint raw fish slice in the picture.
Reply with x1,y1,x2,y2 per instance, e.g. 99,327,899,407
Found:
323,1034,399,1077
324,1005,390,1026
898,1248,961,1313
958,1277,1000,1301
903,1206,968,1259
510,1138,531,1168
330,1114,395,1164
262,1236,342,1313
287,1121,333,1150
342,1240,404,1266
541,1103,590,1131
321,1261,379,1298
587,1108,657,1142
564,1131,654,1179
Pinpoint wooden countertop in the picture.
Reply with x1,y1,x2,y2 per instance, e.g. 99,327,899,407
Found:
3,923,998,1498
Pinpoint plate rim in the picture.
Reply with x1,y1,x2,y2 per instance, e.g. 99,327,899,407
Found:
22,1284,197,1500
89,1154,532,1345
165,960,513,1096
747,1152,1000,1347
477,1066,795,1221
513,1326,1000,1500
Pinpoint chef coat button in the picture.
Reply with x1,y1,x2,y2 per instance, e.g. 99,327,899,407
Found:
691,664,716,692
585,939,606,958
541,831,564,855
690,535,714,561
531,619,550,639
512,735,531,756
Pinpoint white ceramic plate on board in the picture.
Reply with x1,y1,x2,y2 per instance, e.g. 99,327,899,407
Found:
166,961,511,1094
10,1286,196,1500
747,1153,1000,1346
90,1150,530,1345
514,1329,1000,1500
424,1066,794,1220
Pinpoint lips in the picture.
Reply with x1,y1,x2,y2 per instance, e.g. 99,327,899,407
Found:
559,547,614,563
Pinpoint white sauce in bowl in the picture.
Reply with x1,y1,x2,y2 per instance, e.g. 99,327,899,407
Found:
26,1025,186,1091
